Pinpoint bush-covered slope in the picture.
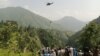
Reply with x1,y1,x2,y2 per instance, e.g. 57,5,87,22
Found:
70,16,100,48
0,20,68,56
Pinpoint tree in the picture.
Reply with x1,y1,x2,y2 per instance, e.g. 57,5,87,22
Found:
78,22,100,48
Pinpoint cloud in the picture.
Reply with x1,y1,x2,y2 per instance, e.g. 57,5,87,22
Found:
23,5,44,15
23,5,100,22
0,0,11,8
55,9,100,22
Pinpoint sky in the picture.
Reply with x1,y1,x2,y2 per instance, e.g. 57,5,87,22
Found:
0,0,100,22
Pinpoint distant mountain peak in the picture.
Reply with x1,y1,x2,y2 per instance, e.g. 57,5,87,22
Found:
62,16,76,19
54,16,86,32
61,16,83,22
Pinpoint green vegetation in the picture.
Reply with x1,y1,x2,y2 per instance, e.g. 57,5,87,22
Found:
0,20,68,56
78,22,100,48
70,16,100,49
0,7,70,56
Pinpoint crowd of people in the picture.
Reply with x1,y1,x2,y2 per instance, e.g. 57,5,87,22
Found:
38,46,100,56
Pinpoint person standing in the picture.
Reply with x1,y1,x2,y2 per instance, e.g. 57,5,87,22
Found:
73,48,78,56
55,49,58,56
83,47,90,56
64,47,70,56
93,46,99,56
69,47,74,56
89,50,93,56
78,50,83,56
51,49,56,56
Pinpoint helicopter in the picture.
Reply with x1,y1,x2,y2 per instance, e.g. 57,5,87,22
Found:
46,2,53,6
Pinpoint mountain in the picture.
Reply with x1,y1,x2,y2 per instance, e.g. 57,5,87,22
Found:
0,7,63,31
0,7,75,39
0,7,69,55
54,16,86,32
0,7,72,41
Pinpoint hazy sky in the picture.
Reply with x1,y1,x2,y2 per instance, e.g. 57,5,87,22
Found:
0,0,100,22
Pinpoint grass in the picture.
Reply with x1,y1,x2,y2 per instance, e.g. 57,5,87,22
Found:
0,49,39,56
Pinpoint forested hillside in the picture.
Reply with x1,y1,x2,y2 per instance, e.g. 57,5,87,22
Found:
0,7,66,31
70,16,100,49
0,20,68,56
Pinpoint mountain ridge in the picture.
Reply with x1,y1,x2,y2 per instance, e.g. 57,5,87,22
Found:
0,7,66,31
54,16,86,32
